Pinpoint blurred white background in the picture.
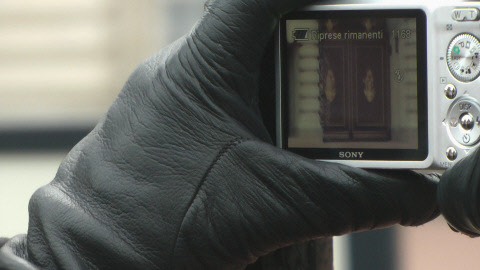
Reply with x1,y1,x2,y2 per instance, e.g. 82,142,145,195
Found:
0,0,205,238
1,1,480,270
0,0,204,130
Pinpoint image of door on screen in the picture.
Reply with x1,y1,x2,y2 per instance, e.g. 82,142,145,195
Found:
286,16,419,150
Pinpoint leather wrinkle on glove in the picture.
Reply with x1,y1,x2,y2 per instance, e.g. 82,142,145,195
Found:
0,0,439,269
438,148,480,238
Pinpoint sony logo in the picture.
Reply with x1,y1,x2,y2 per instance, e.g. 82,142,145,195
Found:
339,152,365,159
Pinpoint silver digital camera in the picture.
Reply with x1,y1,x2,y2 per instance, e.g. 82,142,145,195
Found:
276,0,480,169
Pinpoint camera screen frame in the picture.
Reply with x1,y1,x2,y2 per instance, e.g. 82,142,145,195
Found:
279,9,428,161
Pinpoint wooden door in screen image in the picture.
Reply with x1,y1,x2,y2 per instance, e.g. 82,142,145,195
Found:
319,19,391,142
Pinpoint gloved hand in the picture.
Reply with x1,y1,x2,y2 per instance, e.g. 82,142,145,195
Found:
0,0,439,269
438,149,480,238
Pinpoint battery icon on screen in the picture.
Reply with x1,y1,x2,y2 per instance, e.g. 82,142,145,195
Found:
292,29,310,41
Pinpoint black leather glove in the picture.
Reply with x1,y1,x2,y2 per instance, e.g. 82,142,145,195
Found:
438,149,480,238
0,0,439,269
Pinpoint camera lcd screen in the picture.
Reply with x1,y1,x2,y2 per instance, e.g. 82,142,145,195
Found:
281,10,428,161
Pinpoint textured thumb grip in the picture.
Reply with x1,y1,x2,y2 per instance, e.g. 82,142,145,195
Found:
438,149,480,237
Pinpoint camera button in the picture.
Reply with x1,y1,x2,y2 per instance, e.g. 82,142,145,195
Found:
460,113,475,130
449,118,458,128
446,147,458,161
444,84,457,99
446,97,480,146
452,8,480,22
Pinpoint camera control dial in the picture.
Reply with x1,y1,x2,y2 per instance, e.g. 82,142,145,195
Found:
446,96,480,146
447,34,480,82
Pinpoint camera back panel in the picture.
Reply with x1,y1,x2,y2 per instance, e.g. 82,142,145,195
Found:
276,1,480,169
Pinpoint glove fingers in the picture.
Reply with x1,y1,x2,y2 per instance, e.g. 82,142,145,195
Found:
200,0,314,56
227,141,438,250
174,140,439,267
187,0,314,105
438,148,480,237
244,141,439,230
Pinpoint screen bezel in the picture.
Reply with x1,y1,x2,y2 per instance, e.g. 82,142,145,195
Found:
280,9,428,161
